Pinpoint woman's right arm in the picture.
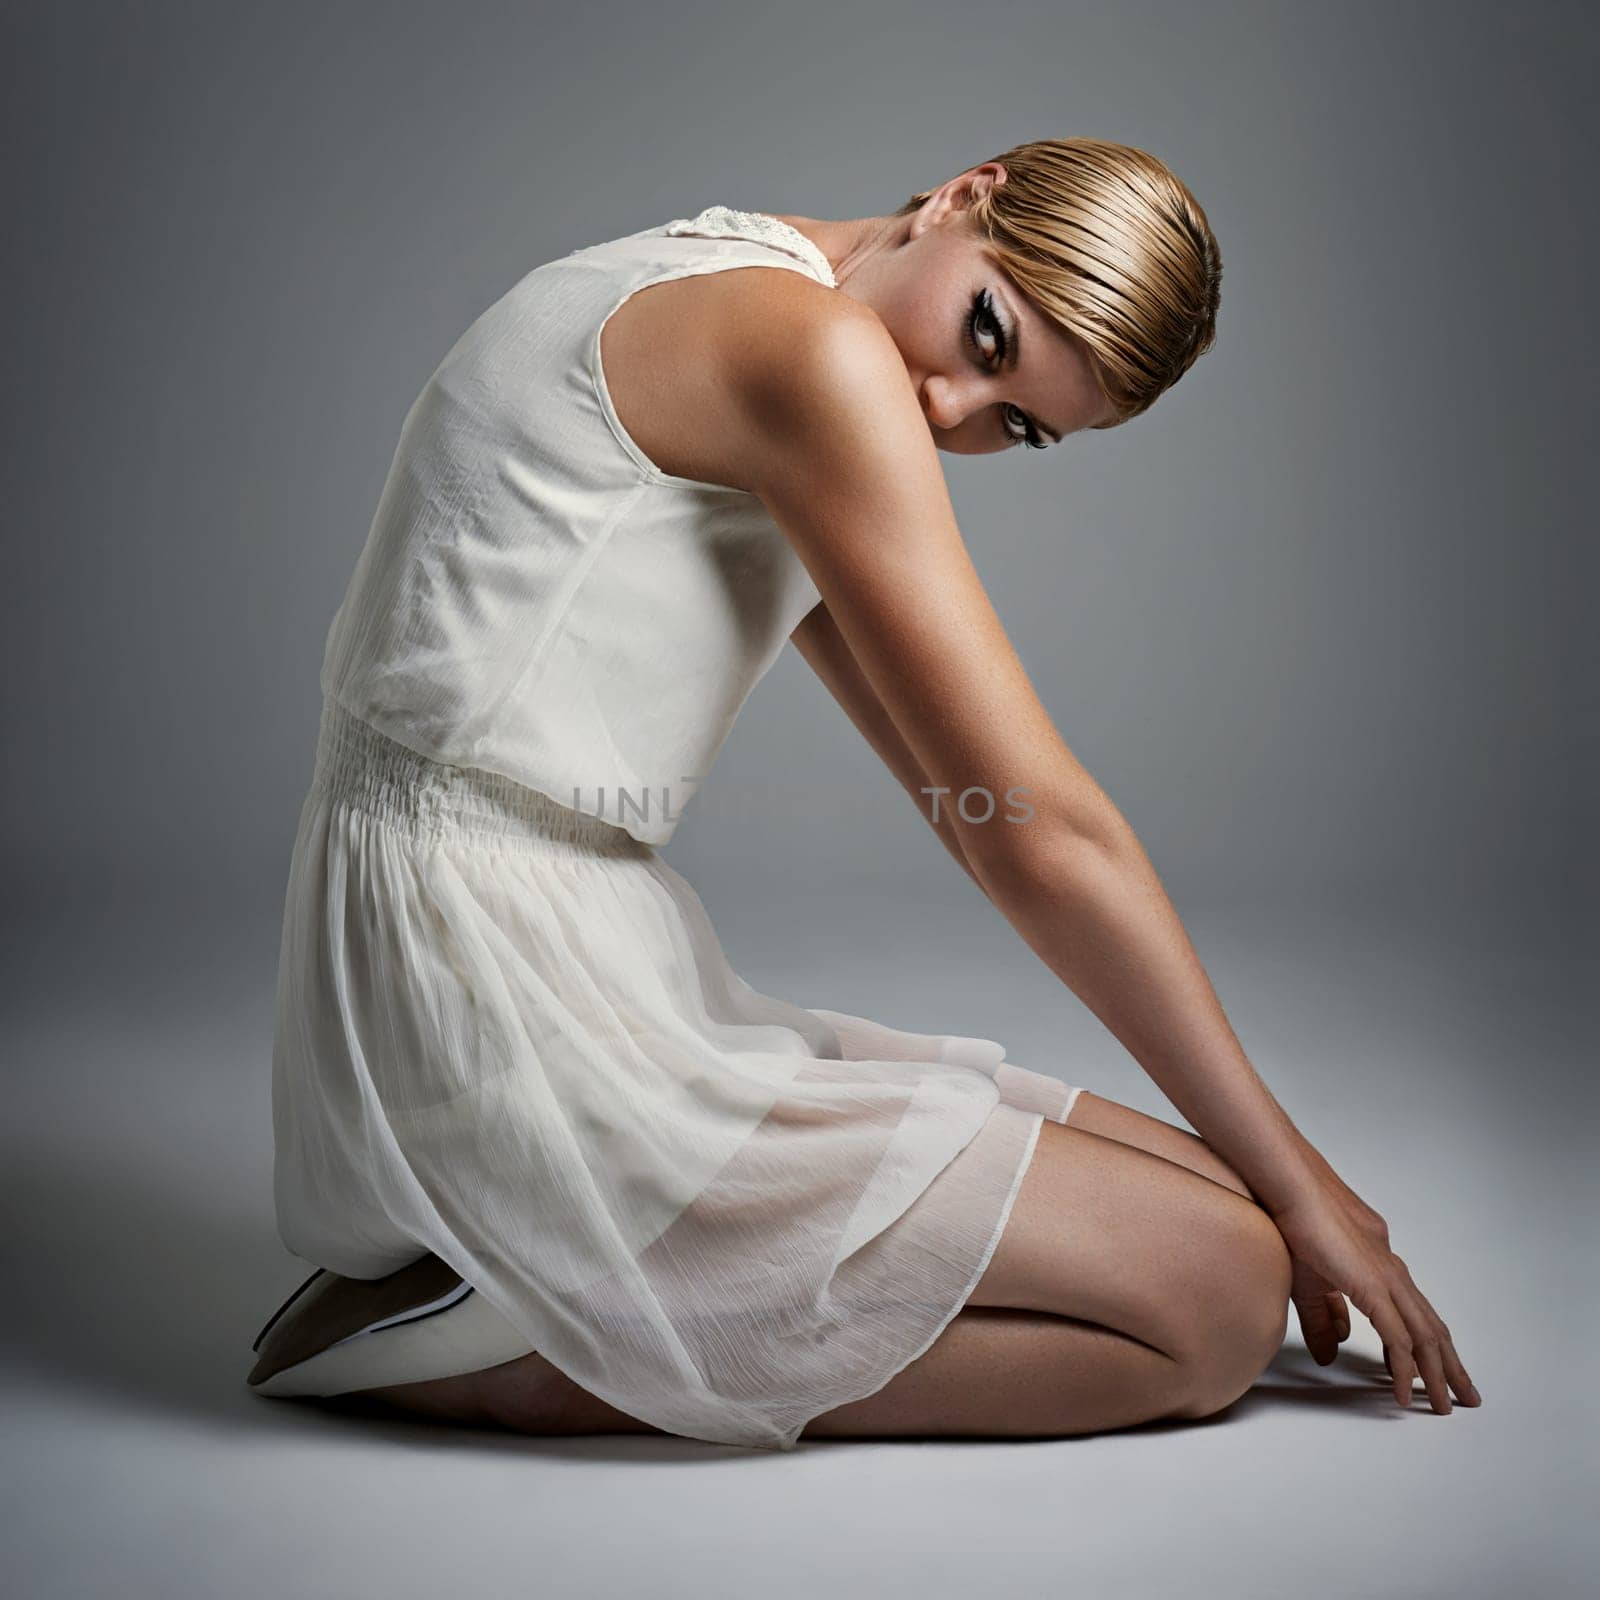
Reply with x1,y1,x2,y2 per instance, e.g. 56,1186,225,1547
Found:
730,295,1479,1413
789,599,992,893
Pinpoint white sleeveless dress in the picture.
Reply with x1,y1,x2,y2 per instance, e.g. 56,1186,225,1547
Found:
270,204,1084,1451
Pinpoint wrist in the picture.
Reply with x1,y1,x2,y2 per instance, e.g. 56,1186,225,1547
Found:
1248,1133,1329,1219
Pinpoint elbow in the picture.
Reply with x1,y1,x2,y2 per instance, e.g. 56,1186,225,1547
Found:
956,802,1134,904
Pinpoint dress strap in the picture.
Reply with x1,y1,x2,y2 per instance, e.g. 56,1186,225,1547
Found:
662,205,837,288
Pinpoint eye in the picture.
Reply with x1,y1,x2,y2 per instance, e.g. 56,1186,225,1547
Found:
1004,403,1047,451
964,289,1048,451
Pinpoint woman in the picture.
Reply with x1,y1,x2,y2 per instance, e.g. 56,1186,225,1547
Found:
248,138,1480,1449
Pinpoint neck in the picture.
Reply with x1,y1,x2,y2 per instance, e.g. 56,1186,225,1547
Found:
768,212,903,286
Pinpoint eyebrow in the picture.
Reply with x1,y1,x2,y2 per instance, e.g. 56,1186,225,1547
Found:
1001,291,1064,444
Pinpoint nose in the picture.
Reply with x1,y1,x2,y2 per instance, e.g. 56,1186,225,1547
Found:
920,377,964,434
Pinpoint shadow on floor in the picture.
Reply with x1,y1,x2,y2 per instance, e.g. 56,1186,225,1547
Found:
0,1143,752,1463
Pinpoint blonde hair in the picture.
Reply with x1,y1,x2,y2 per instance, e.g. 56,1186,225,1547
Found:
896,138,1221,427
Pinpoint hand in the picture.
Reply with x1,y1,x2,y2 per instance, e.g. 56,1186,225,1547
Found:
1268,1170,1482,1414
1288,1253,1352,1366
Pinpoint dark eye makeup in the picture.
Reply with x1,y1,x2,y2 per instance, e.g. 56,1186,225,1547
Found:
964,288,1048,450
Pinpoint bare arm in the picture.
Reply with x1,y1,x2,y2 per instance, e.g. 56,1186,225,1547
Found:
715,284,1477,1414
790,601,988,892
740,303,1320,1215
789,582,1315,1206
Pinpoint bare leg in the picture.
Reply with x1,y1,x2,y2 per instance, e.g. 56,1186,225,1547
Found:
354,1097,1290,1440
800,1306,1195,1439
352,1303,1196,1442
1061,1089,1254,1197
807,1093,1285,1439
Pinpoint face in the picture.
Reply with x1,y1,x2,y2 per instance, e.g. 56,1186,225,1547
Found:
844,174,1117,454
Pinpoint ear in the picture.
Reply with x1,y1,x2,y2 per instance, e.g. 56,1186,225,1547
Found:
979,160,1009,192
913,161,1010,237
966,161,1009,204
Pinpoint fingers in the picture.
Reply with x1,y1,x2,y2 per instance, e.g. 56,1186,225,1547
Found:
1401,1297,1455,1414
1293,1289,1342,1365
1439,1337,1481,1406
1365,1266,1482,1413
1331,1290,1351,1344
1395,1268,1482,1409
1288,1259,1350,1366
1363,1294,1418,1407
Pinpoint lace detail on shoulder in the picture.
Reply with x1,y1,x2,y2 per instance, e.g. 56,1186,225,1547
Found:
662,205,837,287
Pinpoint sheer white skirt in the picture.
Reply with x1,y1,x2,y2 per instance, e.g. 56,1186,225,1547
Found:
270,696,1083,1450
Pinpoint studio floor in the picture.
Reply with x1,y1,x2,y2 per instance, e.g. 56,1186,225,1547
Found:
1,872,1589,1598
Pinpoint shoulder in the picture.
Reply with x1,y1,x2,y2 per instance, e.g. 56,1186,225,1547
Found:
708,272,925,496
601,261,917,495
720,270,905,410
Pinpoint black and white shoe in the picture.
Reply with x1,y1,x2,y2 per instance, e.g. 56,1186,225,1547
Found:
246,1253,534,1399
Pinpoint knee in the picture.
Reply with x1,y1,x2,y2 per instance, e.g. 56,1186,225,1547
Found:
1173,1202,1292,1420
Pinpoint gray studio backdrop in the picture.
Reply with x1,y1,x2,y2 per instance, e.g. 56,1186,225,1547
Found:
5,1,1584,922
2,3,1592,1598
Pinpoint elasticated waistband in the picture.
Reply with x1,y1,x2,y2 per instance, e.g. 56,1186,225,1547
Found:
310,697,652,857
